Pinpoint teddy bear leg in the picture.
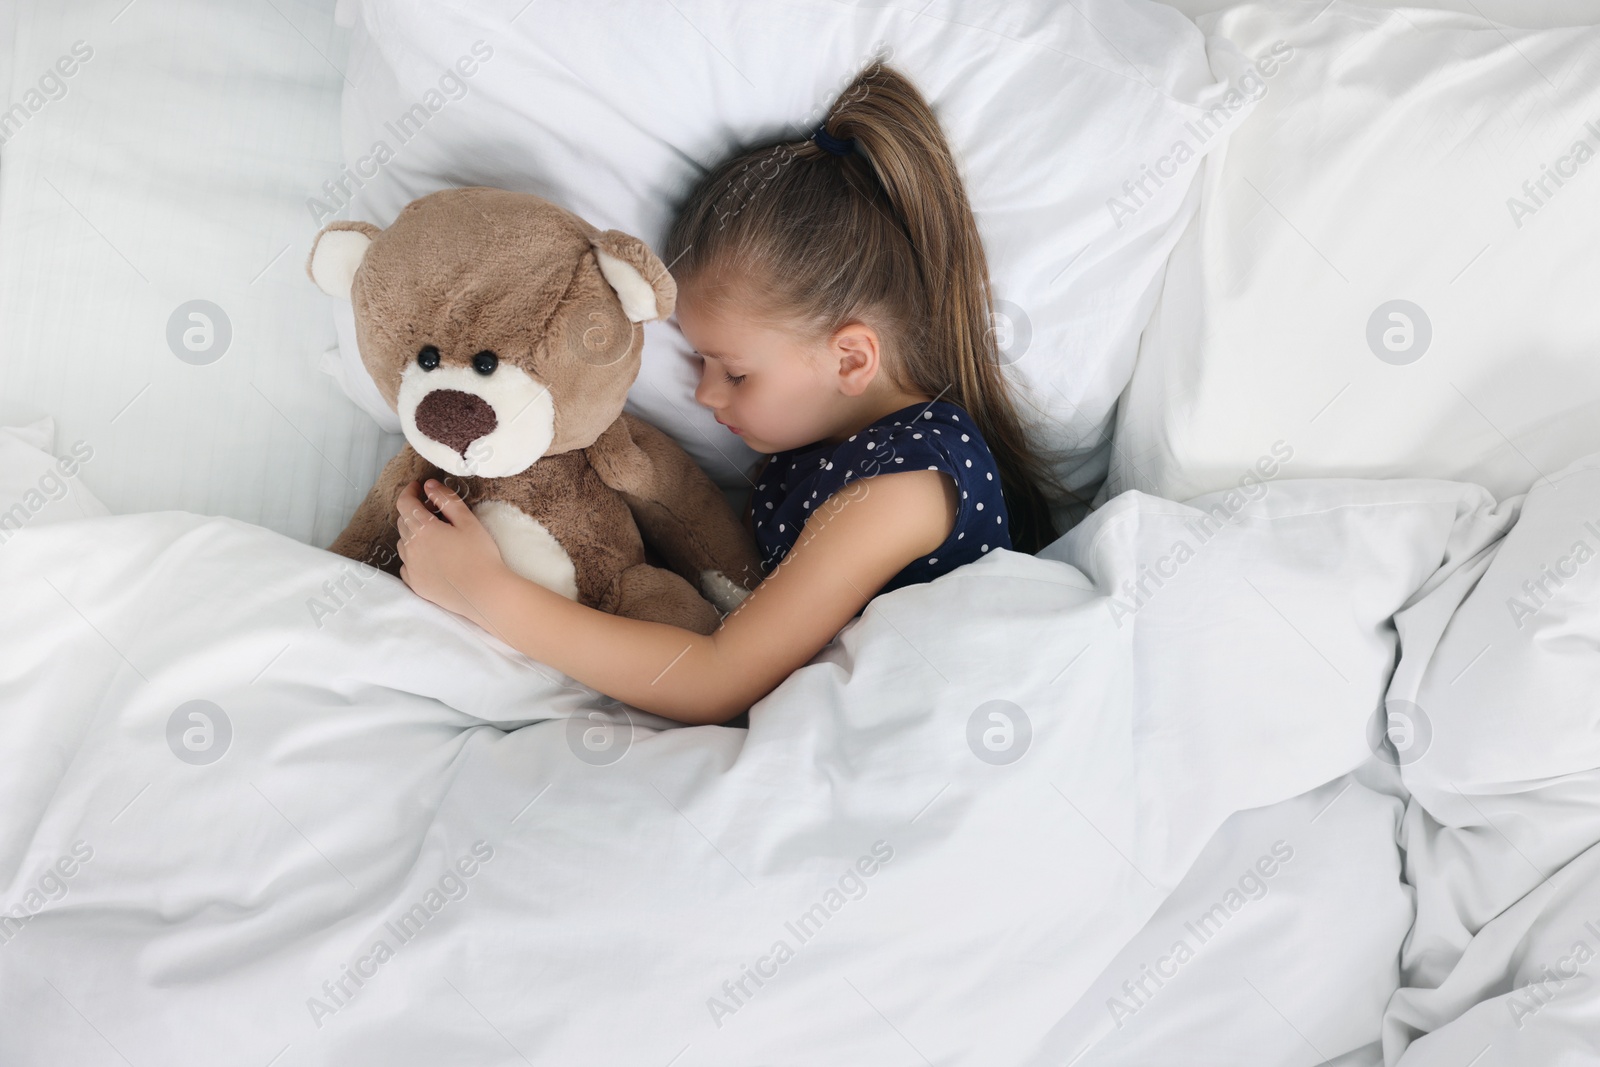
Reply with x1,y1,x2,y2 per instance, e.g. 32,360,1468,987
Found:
330,501,403,577
613,563,721,636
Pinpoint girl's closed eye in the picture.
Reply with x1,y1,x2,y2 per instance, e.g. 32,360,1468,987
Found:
693,350,744,385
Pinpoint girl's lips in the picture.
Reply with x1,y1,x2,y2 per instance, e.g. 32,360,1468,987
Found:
718,418,741,434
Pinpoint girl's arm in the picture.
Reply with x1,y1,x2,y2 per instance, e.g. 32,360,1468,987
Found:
394,471,958,725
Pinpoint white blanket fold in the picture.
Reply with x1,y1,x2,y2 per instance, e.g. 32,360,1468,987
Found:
1378,454,1600,1065
0,476,1520,1065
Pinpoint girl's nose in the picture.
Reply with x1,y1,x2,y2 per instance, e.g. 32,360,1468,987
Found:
693,365,717,407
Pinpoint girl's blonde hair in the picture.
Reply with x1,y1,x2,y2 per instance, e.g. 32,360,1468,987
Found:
662,58,1077,554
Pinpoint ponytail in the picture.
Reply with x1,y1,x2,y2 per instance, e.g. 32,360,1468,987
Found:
664,59,1078,553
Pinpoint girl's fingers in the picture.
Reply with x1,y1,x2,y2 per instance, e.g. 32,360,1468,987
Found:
396,482,417,525
396,482,440,536
422,479,474,525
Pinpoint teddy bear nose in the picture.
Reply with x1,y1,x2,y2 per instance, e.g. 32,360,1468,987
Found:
413,389,498,457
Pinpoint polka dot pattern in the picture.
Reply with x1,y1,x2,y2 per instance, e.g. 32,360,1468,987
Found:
748,399,1011,595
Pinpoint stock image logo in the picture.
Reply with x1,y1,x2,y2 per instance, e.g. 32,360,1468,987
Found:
307,41,496,226
706,840,895,1028
166,699,233,765
1366,300,1431,366
966,699,1031,765
988,298,1033,367
565,305,631,367
566,702,633,767
167,300,232,366
306,840,495,1028
0,840,94,947
1366,697,1432,766
0,40,94,148
1106,840,1295,1028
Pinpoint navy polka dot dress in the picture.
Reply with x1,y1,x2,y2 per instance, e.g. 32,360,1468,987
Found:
748,399,1011,596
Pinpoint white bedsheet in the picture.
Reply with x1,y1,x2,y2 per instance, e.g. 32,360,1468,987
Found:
1377,453,1600,1065
0,0,394,548
1029,762,1413,1067
0,473,1516,1065
1042,452,1600,1066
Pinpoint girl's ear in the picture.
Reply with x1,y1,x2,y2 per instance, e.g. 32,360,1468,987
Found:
591,229,677,323
306,220,383,298
830,322,884,398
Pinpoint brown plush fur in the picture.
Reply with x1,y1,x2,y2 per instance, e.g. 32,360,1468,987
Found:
308,187,763,635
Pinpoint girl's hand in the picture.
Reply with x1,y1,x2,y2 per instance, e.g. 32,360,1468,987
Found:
395,478,508,626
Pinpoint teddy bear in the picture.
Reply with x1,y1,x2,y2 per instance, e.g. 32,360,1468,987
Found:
305,186,762,636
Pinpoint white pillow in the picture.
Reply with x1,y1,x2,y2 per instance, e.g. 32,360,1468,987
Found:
0,416,111,536
324,0,1255,495
1106,0,1600,504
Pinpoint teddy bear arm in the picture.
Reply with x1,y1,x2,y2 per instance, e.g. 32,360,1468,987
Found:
328,445,438,575
587,413,765,598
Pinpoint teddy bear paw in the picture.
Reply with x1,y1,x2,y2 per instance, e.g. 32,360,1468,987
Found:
699,569,752,614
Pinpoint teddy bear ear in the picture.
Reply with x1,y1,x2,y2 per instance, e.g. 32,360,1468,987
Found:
590,229,677,323
306,221,382,299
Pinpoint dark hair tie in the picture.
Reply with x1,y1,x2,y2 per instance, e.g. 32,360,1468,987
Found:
812,124,856,157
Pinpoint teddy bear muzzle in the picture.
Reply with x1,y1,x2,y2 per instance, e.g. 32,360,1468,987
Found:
397,356,556,478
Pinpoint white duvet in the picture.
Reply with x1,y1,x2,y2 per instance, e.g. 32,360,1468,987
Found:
7,464,1591,1066
1379,455,1600,1066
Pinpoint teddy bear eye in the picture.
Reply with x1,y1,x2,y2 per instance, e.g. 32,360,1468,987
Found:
471,350,499,376
417,345,440,371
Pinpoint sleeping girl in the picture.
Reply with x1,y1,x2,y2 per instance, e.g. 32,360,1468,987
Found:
388,59,1072,725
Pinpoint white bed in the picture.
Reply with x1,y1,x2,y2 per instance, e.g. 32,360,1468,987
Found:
0,0,394,549
5,2,1600,1065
